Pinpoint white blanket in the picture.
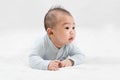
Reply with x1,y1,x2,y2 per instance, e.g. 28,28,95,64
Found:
0,55,120,80
0,29,120,80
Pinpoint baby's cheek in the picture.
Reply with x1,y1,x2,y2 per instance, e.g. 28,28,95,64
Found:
64,32,70,37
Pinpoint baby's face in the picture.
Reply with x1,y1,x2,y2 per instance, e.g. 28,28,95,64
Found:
52,15,76,46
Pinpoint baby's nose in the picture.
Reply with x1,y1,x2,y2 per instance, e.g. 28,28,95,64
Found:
70,30,75,35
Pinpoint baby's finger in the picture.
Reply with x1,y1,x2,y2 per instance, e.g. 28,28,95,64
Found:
54,67,59,71
60,62,65,67
54,60,61,63
51,66,59,71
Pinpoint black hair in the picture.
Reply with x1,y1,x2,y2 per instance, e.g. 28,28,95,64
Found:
44,6,72,31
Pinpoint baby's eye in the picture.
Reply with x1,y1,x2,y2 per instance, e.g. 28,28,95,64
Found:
65,27,69,30
72,26,75,29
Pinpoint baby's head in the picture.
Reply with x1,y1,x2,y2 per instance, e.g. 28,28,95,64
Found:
44,6,76,48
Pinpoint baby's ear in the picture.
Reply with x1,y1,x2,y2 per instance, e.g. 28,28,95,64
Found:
47,28,53,36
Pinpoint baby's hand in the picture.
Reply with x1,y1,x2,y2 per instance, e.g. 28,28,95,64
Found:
60,59,74,67
48,60,61,71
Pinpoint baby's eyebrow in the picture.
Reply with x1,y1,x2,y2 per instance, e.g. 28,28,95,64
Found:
62,22,75,26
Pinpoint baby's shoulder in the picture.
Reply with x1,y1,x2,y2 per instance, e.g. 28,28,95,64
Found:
31,34,47,48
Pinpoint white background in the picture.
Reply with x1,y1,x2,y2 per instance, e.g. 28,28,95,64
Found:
0,0,120,57
0,0,120,80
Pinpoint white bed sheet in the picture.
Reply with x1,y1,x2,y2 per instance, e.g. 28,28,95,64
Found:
0,29,120,80
0,54,120,80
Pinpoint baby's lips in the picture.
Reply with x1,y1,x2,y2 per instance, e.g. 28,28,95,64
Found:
69,37,74,40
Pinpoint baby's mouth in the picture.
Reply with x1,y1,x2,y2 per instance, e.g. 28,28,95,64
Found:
69,37,74,41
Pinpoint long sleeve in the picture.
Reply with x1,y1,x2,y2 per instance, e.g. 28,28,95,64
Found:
29,54,50,70
29,34,85,70
67,43,85,66
29,36,50,70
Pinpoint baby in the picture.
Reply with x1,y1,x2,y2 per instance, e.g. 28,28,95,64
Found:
29,6,85,71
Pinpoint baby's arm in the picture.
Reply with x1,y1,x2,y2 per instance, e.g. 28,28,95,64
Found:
29,37,50,70
67,43,85,66
29,53,50,70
